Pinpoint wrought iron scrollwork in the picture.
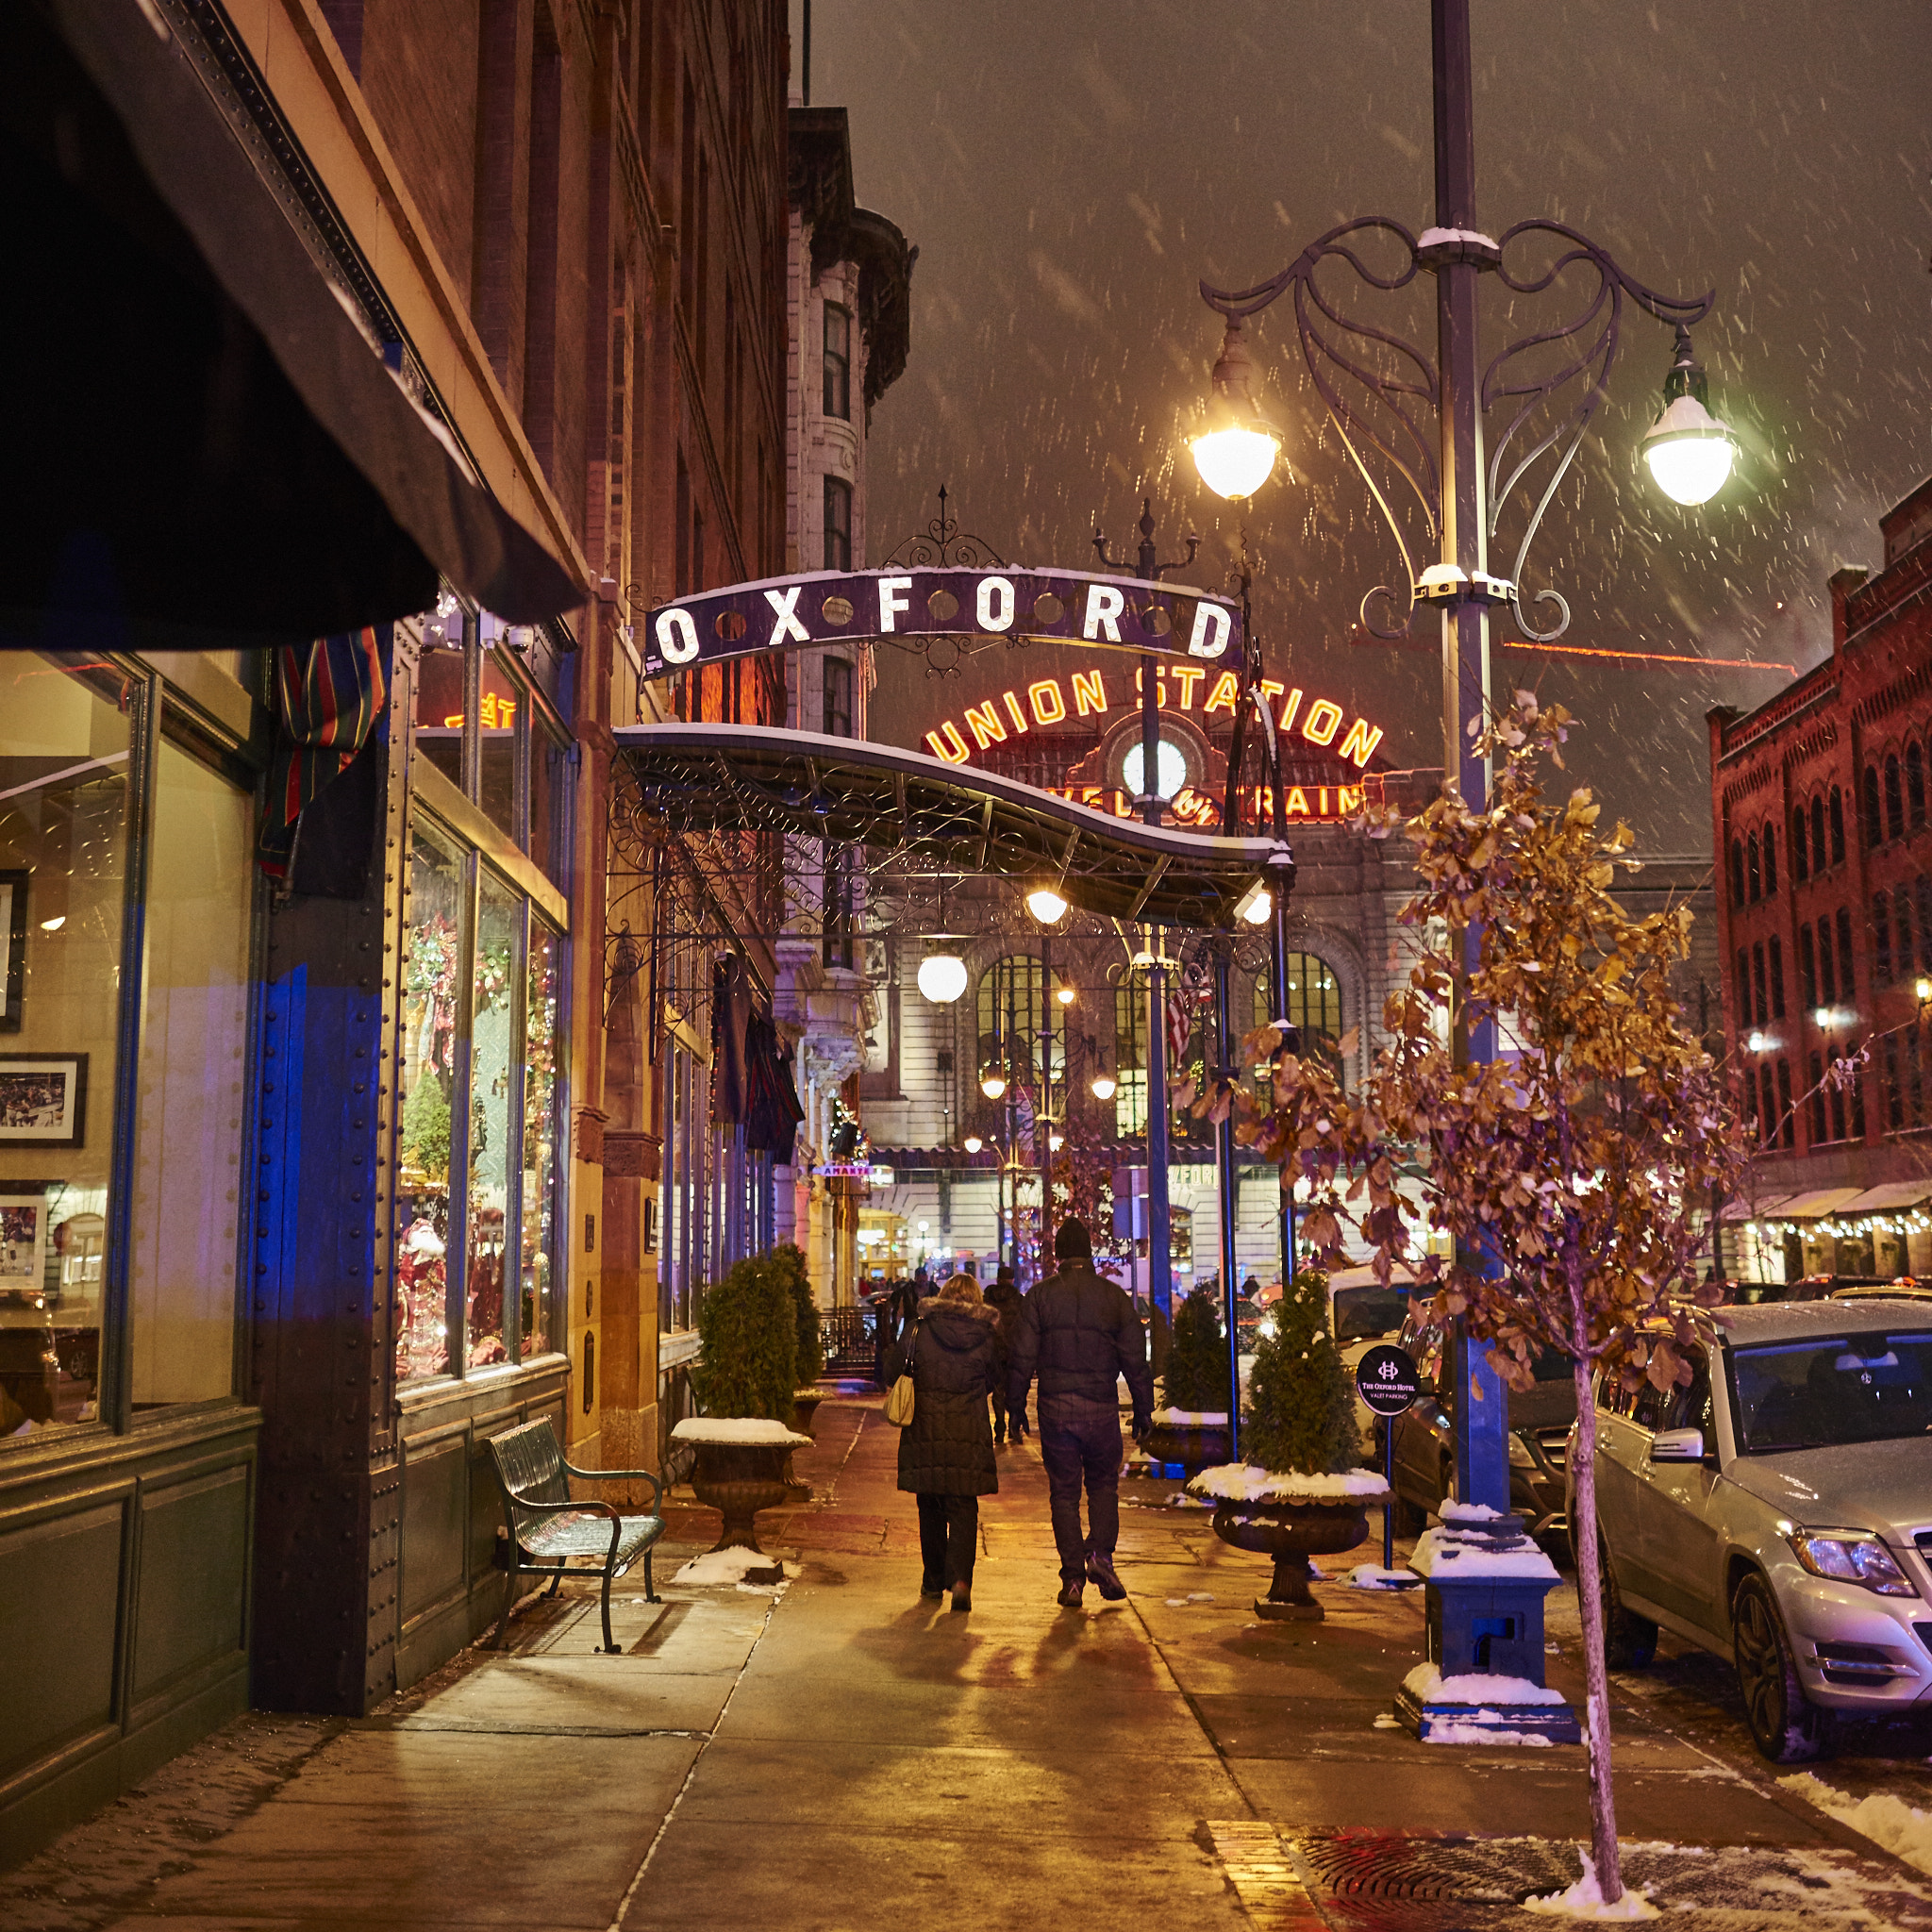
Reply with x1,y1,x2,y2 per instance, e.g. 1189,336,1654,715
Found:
880,483,1008,572
1201,216,1714,645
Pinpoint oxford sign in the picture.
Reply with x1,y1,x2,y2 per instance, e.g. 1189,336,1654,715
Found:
638,566,1242,680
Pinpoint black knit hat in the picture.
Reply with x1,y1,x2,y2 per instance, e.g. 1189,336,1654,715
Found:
1054,1218,1093,1258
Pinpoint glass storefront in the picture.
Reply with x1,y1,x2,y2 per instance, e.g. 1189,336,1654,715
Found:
394,804,565,1388
0,655,254,1443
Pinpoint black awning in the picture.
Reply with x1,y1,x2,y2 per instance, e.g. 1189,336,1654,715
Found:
0,3,582,647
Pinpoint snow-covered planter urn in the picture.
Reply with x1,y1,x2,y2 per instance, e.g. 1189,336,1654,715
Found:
1141,1409,1233,1475
1191,1465,1388,1619
1188,1272,1380,1620
672,1419,811,1553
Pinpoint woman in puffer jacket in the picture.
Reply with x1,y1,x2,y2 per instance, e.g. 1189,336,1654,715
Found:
884,1272,1000,1611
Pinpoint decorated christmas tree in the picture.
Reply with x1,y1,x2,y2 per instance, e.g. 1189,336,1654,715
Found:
1242,1270,1356,1475
1162,1286,1232,1414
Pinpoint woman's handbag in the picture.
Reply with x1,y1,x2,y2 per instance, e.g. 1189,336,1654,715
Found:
884,1322,916,1426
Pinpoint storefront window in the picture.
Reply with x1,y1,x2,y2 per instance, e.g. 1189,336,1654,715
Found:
127,738,251,1409
522,920,561,1356
529,721,571,891
466,872,517,1366
414,645,464,795
0,662,129,1440
395,823,462,1383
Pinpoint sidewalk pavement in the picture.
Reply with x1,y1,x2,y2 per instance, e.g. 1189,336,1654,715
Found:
5,1386,1930,1931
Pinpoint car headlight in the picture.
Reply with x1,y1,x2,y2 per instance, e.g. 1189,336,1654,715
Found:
1785,1529,1917,1597
1507,1432,1537,1469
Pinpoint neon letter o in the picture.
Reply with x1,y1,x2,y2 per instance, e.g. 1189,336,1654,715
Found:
656,608,700,664
976,576,1015,632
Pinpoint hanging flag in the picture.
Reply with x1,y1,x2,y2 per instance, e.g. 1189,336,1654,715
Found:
1166,986,1193,1064
258,625,391,878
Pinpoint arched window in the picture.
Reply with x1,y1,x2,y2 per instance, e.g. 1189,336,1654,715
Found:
975,954,1049,1093
1256,952,1345,1074
1862,764,1883,848
1901,884,1921,979
1885,753,1905,841
1762,824,1777,892
1829,786,1846,865
1769,936,1785,1016
1817,916,1837,1006
1797,925,1818,1009
1746,832,1761,902
1728,839,1746,907
1775,1058,1794,1150
1907,741,1926,830
1811,795,1827,873
1112,978,1145,1137
1791,808,1809,883
1874,892,1894,983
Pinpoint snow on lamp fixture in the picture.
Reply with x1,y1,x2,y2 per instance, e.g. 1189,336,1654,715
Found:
917,947,968,1004
1641,325,1738,507
1190,322,1282,502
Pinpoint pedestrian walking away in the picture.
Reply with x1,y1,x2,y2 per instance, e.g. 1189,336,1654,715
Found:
983,1264,1026,1444
1006,1219,1153,1607
883,1272,1001,1612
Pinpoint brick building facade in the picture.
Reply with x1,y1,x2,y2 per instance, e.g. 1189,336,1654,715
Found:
1709,474,1932,1284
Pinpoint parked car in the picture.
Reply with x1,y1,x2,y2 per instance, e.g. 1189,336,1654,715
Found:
1727,1274,1906,1307
1572,1298,1932,1762
1386,1309,1575,1539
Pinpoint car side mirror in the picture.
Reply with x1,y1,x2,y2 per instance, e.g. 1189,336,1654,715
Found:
1649,1426,1704,1463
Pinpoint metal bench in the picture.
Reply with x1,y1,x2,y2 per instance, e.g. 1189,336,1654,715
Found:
487,1419,664,1654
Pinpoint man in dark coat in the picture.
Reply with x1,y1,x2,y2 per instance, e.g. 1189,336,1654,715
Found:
1008,1218,1154,1607
982,1265,1026,1445
884,1273,1000,1611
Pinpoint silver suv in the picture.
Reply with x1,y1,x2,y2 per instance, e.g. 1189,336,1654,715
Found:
1573,1299,1932,1762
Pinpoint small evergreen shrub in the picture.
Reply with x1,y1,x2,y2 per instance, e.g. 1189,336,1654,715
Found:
1162,1287,1232,1413
769,1242,824,1386
692,1251,798,1419
1243,1269,1356,1475
398,1075,450,1180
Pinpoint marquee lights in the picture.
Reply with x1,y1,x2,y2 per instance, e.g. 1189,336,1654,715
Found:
921,666,1384,774
639,566,1243,679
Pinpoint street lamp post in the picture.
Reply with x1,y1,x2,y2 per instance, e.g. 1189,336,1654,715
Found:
1190,0,1738,1515
1094,503,1200,1338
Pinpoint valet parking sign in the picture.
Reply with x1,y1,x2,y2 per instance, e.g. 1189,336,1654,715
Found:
640,566,1241,678
1355,1344,1421,1419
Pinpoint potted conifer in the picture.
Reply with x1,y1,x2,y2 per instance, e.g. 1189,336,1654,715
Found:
773,1243,827,1440
1190,1269,1386,1619
1142,1286,1233,1474
674,1252,811,1552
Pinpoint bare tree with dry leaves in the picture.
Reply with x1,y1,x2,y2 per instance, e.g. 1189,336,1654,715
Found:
1235,695,1746,1905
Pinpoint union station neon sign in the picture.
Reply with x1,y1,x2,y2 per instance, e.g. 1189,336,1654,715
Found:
639,566,1242,678
915,664,1383,776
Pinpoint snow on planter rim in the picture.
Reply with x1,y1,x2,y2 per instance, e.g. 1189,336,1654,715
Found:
1149,1407,1230,1425
1188,1463,1390,1503
671,1417,813,1446
1403,1661,1569,1707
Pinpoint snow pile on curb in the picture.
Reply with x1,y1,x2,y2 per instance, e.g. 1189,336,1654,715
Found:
1189,1463,1390,1504
1149,1407,1230,1425
1404,1661,1568,1706
675,1547,783,1586
1780,1773,1932,1878
1347,1563,1420,1591
1521,1854,1659,1920
670,1418,811,1446
1438,1499,1507,1524
1422,1717,1553,1748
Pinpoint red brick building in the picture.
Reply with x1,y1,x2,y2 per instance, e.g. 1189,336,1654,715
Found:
1709,474,1932,1283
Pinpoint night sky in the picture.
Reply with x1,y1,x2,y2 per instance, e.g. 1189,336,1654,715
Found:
799,0,1931,857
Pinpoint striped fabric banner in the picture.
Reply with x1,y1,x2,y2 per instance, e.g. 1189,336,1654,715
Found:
258,625,391,878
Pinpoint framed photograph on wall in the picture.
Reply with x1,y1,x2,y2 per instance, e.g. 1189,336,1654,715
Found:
0,871,26,1033
0,1195,48,1297
0,1056,88,1147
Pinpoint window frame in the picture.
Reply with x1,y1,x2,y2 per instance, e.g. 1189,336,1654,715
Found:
822,302,852,421
823,475,853,573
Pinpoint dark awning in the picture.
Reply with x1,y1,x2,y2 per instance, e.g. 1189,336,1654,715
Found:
0,3,582,648
612,724,1287,927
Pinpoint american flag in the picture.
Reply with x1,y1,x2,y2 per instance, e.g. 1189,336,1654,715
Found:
1166,985,1193,1064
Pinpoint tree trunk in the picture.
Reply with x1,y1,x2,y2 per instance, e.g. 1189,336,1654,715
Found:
1570,1327,1623,1902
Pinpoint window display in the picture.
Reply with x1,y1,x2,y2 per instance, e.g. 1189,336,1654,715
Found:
522,921,561,1354
395,823,461,1383
466,874,517,1366
0,660,129,1439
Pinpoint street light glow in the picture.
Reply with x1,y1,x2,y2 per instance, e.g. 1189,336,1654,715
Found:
916,948,968,1004
1056,981,1075,1006
1091,1072,1117,1101
1025,884,1069,925
1234,878,1273,926
1642,325,1739,507
962,1135,983,1154
979,1068,1007,1100
1190,322,1282,502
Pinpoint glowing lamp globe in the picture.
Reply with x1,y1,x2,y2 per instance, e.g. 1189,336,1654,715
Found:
1091,1072,1117,1102
1641,325,1739,508
916,949,968,1004
979,1069,1008,1101
963,1135,984,1154
1190,322,1282,503
1025,885,1069,926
